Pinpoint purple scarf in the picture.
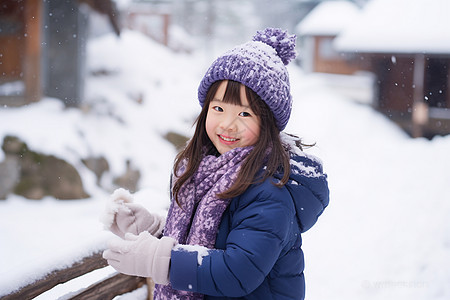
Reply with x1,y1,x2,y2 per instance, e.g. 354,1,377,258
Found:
155,146,253,300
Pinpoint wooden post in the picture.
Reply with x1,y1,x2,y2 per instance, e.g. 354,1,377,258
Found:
146,277,155,299
162,14,170,46
23,0,42,103
411,54,427,138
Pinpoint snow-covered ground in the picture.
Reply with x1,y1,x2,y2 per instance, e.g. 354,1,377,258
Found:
0,30,449,299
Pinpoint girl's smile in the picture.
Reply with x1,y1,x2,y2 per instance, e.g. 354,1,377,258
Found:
205,80,261,154
218,134,238,143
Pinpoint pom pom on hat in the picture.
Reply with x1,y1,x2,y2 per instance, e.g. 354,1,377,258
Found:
252,28,297,65
198,27,297,131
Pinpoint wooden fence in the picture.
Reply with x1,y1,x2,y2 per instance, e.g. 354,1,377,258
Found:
1,251,152,299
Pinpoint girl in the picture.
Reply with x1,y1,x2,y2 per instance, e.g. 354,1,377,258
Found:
102,28,329,299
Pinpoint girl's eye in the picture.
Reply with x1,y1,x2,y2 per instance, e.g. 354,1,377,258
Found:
239,112,251,117
212,106,223,112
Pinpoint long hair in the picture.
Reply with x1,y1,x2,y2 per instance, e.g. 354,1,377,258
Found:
172,80,291,204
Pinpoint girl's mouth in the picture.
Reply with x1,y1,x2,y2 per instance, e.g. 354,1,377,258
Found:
218,134,239,144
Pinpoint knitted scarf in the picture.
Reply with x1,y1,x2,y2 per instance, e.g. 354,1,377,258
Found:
155,146,253,300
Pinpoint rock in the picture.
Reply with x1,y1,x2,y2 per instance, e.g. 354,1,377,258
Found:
113,159,141,193
0,156,20,200
163,131,189,151
1,136,89,200
82,156,110,185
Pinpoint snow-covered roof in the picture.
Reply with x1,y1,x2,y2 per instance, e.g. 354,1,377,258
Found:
334,0,450,54
296,1,360,36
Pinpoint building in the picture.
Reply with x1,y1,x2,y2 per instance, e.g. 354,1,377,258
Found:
0,0,119,107
296,1,367,75
334,0,450,138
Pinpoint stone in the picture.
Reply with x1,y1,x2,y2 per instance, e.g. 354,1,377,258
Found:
1,136,89,200
82,156,110,185
113,160,141,193
163,131,189,151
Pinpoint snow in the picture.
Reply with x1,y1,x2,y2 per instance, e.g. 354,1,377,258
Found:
334,0,450,53
100,188,135,229
0,80,25,96
174,244,210,266
285,71,450,300
0,28,450,300
295,1,360,36
35,266,117,300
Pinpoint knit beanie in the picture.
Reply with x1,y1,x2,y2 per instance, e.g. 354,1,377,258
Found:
198,27,297,131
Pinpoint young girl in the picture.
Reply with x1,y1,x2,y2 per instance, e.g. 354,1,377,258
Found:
102,28,329,299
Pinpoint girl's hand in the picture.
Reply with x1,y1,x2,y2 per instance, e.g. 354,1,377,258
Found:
103,232,177,284
110,202,165,238
100,188,165,238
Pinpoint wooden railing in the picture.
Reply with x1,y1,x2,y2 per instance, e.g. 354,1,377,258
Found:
1,251,150,300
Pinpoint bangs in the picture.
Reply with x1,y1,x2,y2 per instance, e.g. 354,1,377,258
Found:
221,80,244,106
222,80,265,117
205,80,268,120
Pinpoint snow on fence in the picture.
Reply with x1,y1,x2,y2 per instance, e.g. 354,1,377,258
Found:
1,251,151,299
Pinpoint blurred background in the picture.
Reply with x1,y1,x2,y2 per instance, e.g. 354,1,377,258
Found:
1,0,449,299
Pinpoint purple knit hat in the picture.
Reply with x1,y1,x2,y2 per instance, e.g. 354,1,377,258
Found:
198,28,297,131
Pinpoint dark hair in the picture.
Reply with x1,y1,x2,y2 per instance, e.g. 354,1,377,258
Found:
172,80,291,204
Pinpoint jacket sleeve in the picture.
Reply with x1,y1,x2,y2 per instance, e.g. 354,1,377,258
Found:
169,183,294,297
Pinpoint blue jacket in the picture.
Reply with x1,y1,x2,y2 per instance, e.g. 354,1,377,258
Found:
169,152,329,299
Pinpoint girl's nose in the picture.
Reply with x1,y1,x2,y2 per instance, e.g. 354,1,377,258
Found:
220,114,238,132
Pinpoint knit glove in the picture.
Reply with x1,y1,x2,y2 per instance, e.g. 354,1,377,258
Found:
100,188,165,239
103,232,177,285
111,202,165,238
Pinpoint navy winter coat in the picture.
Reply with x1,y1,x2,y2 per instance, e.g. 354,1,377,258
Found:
169,153,329,299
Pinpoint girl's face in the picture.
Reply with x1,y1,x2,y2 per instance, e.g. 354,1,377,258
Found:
206,80,261,154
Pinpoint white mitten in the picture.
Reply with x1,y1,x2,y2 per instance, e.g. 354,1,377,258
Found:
103,232,177,285
100,188,165,238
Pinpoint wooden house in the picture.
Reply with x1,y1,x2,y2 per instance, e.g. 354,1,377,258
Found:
0,0,119,107
0,0,43,106
334,0,450,138
295,1,368,75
